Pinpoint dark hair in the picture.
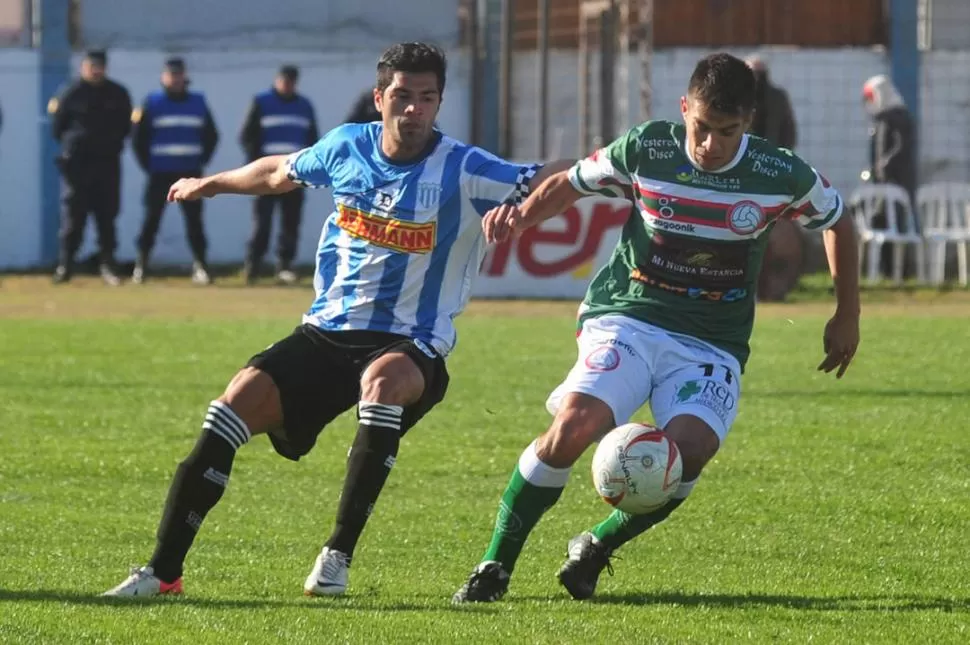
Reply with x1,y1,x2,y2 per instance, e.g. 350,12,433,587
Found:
376,42,447,94
278,65,299,81
687,53,756,116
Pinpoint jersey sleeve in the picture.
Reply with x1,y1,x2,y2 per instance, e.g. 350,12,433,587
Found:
285,127,340,189
462,147,540,217
787,153,844,231
568,125,640,200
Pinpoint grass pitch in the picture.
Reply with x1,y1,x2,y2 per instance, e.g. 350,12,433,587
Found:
1,276,968,643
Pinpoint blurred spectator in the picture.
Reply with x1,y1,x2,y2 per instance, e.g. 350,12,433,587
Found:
863,74,917,202
49,49,132,286
862,74,918,278
240,65,319,285
344,88,381,124
746,57,802,301
132,57,219,285
746,56,797,150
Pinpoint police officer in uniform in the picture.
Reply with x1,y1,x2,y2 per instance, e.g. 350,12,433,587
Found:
239,65,319,284
50,50,133,285
132,57,219,284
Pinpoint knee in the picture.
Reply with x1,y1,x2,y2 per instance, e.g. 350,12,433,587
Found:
359,356,424,406
217,367,282,436
359,373,419,407
536,394,614,468
664,423,720,482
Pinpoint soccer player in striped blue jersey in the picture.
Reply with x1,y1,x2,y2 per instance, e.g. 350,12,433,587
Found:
104,42,572,599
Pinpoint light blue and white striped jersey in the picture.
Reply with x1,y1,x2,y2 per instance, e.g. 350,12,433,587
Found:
285,123,539,356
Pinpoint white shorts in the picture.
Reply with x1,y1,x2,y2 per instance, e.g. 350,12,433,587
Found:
546,314,742,443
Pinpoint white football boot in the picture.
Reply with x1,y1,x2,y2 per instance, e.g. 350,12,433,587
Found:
303,547,351,596
102,566,183,597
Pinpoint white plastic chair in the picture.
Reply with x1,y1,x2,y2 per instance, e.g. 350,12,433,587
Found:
915,182,970,286
848,183,925,284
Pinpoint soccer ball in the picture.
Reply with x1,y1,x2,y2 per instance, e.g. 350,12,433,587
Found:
591,423,683,514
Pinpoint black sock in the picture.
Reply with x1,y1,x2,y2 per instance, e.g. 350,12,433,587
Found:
148,401,251,582
325,401,403,558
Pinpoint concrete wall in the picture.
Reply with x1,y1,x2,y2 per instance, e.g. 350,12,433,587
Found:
1,45,969,269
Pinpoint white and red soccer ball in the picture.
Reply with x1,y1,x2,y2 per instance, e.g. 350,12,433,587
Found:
591,423,683,514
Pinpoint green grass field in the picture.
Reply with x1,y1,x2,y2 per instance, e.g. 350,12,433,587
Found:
1,276,968,644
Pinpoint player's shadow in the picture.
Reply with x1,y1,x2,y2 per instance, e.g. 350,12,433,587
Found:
0,588,494,613
584,591,970,612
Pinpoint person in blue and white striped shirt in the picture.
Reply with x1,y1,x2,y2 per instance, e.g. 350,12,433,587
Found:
104,42,572,600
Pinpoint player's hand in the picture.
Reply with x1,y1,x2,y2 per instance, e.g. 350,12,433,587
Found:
167,177,211,202
482,203,526,244
817,311,860,379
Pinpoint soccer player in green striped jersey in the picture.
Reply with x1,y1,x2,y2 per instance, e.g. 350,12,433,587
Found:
454,52,861,603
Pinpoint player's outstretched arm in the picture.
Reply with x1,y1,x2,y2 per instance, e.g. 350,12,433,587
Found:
483,163,580,244
167,155,297,202
817,214,861,379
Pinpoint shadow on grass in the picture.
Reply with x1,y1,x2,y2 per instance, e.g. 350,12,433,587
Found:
576,591,970,612
4,587,968,613
0,588,497,614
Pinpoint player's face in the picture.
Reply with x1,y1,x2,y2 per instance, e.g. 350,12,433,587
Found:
376,71,441,151
275,76,296,96
680,95,751,171
81,60,105,84
162,70,186,93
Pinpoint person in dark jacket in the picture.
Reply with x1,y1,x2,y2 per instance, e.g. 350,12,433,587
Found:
863,74,918,278
863,74,917,201
132,57,219,284
50,49,133,285
745,57,803,302
344,88,382,125
239,65,319,284
746,57,797,150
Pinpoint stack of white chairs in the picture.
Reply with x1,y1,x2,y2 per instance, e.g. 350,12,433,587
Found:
848,183,925,284
915,182,970,286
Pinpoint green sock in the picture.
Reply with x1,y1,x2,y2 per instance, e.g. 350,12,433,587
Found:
481,465,566,572
590,497,686,550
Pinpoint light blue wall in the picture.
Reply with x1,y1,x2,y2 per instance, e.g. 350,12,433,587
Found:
79,0,463,51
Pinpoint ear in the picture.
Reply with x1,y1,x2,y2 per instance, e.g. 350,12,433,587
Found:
373,87,383,114
680,95,689,119
741,110,754,132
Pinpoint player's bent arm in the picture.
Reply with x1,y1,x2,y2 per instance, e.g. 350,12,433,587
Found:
198,155,298,197
518,165,583,230
823,213,861,318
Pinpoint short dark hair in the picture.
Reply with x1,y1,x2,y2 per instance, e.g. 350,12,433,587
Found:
164,57,186,73
84,49,107,66
376,42,447,94
278,65,299,81
687,53,756,116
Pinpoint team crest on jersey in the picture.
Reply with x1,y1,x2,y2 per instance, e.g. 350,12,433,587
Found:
337,204,436,254
417,182,442,209
376,191,396,211
726,200,765,235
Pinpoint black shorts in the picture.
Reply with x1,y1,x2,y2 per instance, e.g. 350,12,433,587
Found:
246,324,450,461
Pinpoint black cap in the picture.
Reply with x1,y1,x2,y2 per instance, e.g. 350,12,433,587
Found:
84,49,107,66
164,57,186,73
278,65,299,81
